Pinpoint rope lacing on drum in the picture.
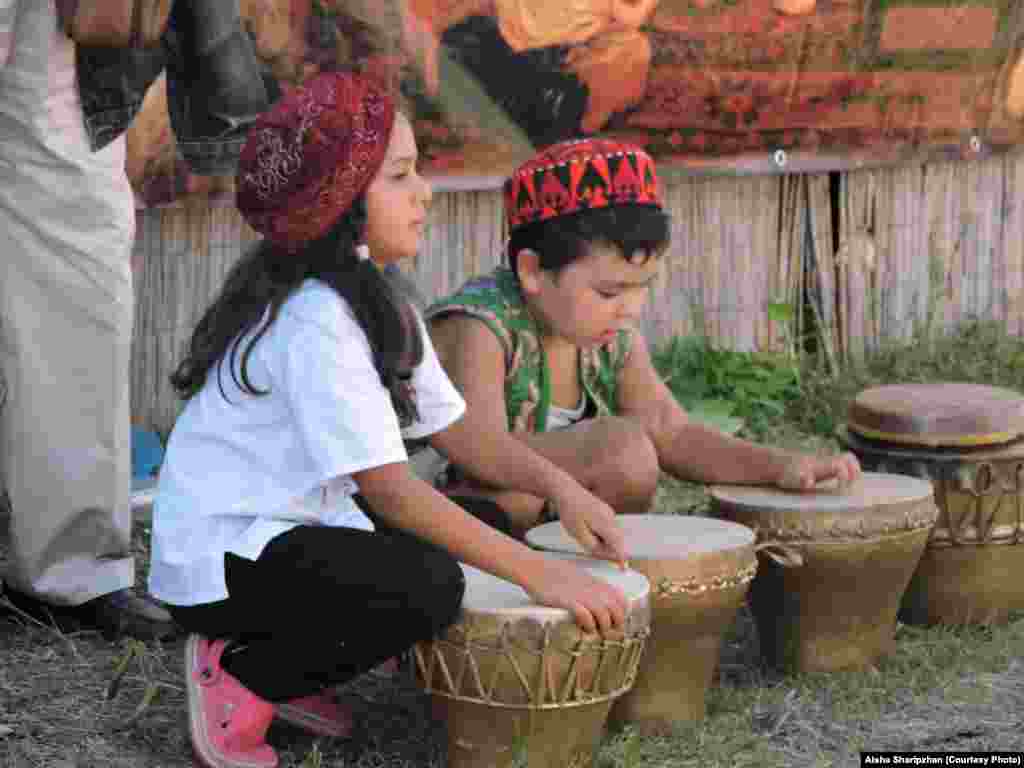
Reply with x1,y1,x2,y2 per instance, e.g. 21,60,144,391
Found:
411,621,650,710
929,461,1024,547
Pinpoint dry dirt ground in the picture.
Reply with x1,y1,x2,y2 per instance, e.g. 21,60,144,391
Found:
0,516,1022,767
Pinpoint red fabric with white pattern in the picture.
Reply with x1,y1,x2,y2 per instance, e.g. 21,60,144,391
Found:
236,72,395,253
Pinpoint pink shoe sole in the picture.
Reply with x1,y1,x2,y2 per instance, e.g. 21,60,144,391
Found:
274,698,354,739
186,636,278,768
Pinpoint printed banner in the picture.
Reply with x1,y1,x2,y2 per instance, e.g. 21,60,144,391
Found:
125,0,1024,206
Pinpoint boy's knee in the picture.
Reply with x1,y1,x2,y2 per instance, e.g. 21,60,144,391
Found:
585,417,659,514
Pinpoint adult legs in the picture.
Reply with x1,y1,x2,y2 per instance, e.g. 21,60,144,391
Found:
0,0,172,640
0,233,173,637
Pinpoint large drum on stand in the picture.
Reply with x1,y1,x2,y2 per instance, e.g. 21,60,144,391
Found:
839,382,1024,625
526,515,757,734
710,473,937,673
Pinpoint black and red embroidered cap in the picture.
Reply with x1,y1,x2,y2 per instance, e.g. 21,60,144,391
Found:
504,138,663,232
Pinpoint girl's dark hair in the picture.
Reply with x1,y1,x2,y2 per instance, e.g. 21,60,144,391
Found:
507,205,671,275
170,199,423,426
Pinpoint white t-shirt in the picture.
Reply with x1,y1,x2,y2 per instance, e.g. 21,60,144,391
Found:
148,279,466,606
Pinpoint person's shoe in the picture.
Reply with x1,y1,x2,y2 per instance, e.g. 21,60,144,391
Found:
274,691,354,739
186,634,278,768
76,588,178,641
1,587,75,630
2,586,177,641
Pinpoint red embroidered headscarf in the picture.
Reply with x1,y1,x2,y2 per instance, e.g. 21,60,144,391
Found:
236,72,396,254
504,138,663,232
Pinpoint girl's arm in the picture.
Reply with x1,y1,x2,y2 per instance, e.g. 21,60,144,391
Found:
353,461,627,633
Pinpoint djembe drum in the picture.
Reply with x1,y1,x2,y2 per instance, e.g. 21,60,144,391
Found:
526,515,757,734
839,383,1024,625
413,555,650,768
710,473,937,673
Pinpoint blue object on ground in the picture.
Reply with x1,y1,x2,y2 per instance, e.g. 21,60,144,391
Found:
131,426,164,481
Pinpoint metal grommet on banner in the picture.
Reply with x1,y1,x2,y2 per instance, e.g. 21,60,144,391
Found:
773,149,788,169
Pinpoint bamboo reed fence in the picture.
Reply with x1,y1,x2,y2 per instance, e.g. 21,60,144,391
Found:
131,151,1024,434
826,151,1024,367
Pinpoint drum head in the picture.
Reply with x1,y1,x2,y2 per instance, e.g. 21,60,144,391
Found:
709,472,937,538
847,383,1024,448
459,553,650,619
525,514,755,560
710,472,933,513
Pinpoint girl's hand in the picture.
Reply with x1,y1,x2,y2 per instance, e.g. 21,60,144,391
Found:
522,556,629,634
777,451,862,492
550,482,628,566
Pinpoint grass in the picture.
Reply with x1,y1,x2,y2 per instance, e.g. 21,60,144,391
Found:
583,608,1024,768
791,319,1024,440
1,319,1024,766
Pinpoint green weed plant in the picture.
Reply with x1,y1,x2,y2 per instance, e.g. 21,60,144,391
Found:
652,335,801,440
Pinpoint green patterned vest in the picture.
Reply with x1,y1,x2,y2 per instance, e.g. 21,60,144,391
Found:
425,267,633,433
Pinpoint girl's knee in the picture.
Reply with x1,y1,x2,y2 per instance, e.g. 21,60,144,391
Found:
414,547,466,634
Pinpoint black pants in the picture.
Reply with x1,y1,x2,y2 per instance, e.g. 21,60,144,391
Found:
168,496,513,702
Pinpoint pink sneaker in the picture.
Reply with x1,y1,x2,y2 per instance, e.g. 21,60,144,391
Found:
274,691,354,739
185,634,277,768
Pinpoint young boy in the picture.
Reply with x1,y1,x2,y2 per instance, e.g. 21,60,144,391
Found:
421,138,860,543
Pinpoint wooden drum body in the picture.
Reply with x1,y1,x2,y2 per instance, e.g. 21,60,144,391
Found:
413,555,650,768
526,515,757,734
710,473,937,673
842,383,1024,625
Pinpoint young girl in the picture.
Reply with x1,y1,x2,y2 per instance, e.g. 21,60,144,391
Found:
148,73,628,768
423,138,861,538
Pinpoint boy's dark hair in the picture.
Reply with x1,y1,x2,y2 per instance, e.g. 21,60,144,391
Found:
170,198,423,426
507,205,671,276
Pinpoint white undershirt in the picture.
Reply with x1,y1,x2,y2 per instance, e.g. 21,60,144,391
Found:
546,394,587,431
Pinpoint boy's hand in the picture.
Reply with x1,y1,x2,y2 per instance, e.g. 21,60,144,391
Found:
550,482,628,566
777,451,862,492
523,556,629,634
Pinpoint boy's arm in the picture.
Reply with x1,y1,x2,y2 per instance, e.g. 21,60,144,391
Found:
428,314,626,562
616,331,859,489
